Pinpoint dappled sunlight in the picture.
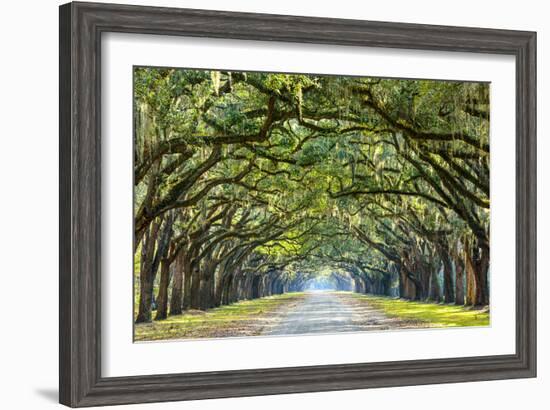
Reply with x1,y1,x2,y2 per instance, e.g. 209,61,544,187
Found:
135,293,306,341
351,294,490,327
136,290,488,341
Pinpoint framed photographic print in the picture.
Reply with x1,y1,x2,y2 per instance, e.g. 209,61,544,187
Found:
59,1,536,407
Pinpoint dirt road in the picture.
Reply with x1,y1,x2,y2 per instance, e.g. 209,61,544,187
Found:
262,291,415,336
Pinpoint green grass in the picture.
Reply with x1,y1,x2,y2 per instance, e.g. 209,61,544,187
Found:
350,294,490,328
135,292,306,341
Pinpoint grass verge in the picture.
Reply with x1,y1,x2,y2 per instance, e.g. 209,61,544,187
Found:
350,294,490,328
135,292,305,341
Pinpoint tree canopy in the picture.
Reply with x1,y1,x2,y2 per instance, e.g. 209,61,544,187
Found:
133,67,490,323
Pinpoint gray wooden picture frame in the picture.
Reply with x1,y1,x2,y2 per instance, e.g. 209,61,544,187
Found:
59,1,537,407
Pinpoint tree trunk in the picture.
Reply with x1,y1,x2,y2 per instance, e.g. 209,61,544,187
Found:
199,274,213,310
135,219,161,323
190,262,201,309
155,256,172,320
441,255,455,304
169,250,185,315
354,276,366,293
223,276,230,305
437,241,455,304
182,252,194,310
473,243,490,305
464,237,477,305
454,257,465,305
214,262,232,307
243,273,253,299
398,266,406,298
418,253,432,300
400,265,421,300
464,237,489,305
251,275,260,299
199,257,218,310
429,267,441,302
